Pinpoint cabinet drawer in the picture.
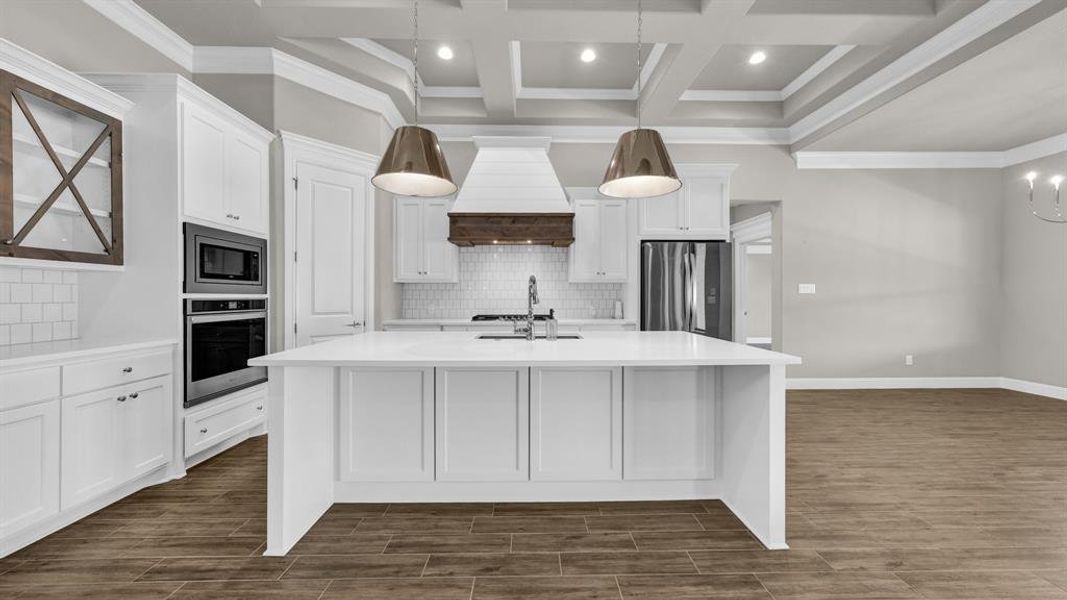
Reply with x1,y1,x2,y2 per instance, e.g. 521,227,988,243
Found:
184,385,267,458
63,349,172,396
0,366,61,412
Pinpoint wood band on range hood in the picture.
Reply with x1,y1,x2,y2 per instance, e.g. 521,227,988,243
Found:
448,213,574,247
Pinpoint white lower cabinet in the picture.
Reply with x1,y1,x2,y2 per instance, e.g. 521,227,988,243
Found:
184,385,267,458
340,368,434,482
622,367,716,480
61,375,173,509
530,367,622,481
435,367,529,482
0,400,60,537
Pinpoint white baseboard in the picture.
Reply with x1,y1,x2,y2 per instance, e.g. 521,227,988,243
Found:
787,376,1066,400
1001,377,1067,401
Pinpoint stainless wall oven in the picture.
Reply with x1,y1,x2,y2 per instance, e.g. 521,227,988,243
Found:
184,299,268,408
184,223,267,295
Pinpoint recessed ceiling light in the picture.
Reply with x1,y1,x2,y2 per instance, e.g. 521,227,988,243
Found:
748,50,767,65
580,48,597,63
437,45,454,60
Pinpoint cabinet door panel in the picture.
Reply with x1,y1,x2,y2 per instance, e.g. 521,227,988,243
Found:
623,367,716,480
599,200,628,281
61,388,121,508
0,400,60,536
435,368,529,482
568,200,601,282
340,368,434,482
393,197,423,282
181,103,227,223
421,198,457,282
638,191,683,236
685,176,729,238
121,376,172,480
530,367,621,481
226,131,269,235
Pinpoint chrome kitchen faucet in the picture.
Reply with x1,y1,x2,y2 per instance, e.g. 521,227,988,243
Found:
513,275,540,341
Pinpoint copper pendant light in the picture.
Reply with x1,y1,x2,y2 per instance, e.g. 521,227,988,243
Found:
372,0,456,197
599,0,680,199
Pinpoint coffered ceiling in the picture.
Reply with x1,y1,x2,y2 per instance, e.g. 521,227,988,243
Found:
130,0,1067,151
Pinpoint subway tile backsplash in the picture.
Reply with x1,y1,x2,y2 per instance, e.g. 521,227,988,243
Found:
0,266,78,346
401,246,624,319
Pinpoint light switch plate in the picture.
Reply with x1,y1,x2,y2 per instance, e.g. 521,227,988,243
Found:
798,283,816,295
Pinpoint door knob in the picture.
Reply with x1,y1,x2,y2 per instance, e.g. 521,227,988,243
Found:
345,321,363,328
200,428,208,434
122,366,133,373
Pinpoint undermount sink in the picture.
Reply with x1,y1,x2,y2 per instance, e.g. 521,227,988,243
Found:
476,334,582,340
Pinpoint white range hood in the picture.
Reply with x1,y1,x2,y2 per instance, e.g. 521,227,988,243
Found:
448,136,575,247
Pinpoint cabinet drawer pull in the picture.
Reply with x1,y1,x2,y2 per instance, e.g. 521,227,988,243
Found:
200,427,208,434
256,405,264,411
234,215,240,220
116,395,127,402
122,366,133,373
129,392,139,399
226,213,234,219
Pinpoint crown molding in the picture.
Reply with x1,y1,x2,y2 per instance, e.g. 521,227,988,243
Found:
1001,132,1067,167
435,124,790,145
82,0,195,72
0,38,134,119
83,72,274,142
192,46,405,129
780,45,855,100
279,129,380,166
793,132,1067,170
788,0,1041,144
680,90,783,102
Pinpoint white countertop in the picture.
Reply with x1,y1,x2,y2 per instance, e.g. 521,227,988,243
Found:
250,331,800,368
0,337,179,369
383,318,637,327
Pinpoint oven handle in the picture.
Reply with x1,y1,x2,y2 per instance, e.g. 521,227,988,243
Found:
187,311,267,324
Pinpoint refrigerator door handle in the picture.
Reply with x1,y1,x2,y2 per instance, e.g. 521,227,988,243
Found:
683,248,694,332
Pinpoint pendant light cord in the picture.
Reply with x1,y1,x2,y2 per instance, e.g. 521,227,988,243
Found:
413,0,420,127
636,0,643,130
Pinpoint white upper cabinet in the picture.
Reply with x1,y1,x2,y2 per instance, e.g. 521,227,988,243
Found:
638,164,735,240
180,94,271,237
567,189,628,283
393,196,458,283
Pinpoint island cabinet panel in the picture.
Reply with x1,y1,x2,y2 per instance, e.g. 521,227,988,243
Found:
435,367,529,482
530,367,622,481
339,368,435,482
622,367,717,481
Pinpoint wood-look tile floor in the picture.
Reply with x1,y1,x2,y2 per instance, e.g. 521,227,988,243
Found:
1,388,1065,599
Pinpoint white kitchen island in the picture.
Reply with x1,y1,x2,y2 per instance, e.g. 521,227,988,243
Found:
249,331,800,555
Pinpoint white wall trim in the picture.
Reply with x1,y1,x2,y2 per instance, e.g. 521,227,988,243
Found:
680,90,783,103
1001,132,1067,166
793,151,1004,170
81,0,195,72
787,376,1067,400
731,212,773,243
342,37,414,78
793,133,1067,170
0,38,135,119
788,0,1041,144
435,123,791,145
780,45,856,100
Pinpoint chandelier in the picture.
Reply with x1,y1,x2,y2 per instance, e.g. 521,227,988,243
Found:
1023,171,1065,224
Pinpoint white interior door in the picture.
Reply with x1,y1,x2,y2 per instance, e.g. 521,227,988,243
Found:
295,162,368,346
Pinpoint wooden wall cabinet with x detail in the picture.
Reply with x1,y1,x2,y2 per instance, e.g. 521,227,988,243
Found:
0,70,124,265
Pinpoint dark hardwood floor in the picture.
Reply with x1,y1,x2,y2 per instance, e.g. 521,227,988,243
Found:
1,388,1065,599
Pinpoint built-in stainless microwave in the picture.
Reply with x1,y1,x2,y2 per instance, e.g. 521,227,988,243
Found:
184,223,267,295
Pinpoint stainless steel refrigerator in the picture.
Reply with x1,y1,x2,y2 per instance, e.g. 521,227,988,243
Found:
641,241,732,340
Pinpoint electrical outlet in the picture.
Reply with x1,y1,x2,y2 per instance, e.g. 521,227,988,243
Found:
798,283,816,295
905,354,914,366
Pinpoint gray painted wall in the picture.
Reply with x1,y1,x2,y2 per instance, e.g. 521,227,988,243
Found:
1000,152,1067,388
445,141,1008,379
